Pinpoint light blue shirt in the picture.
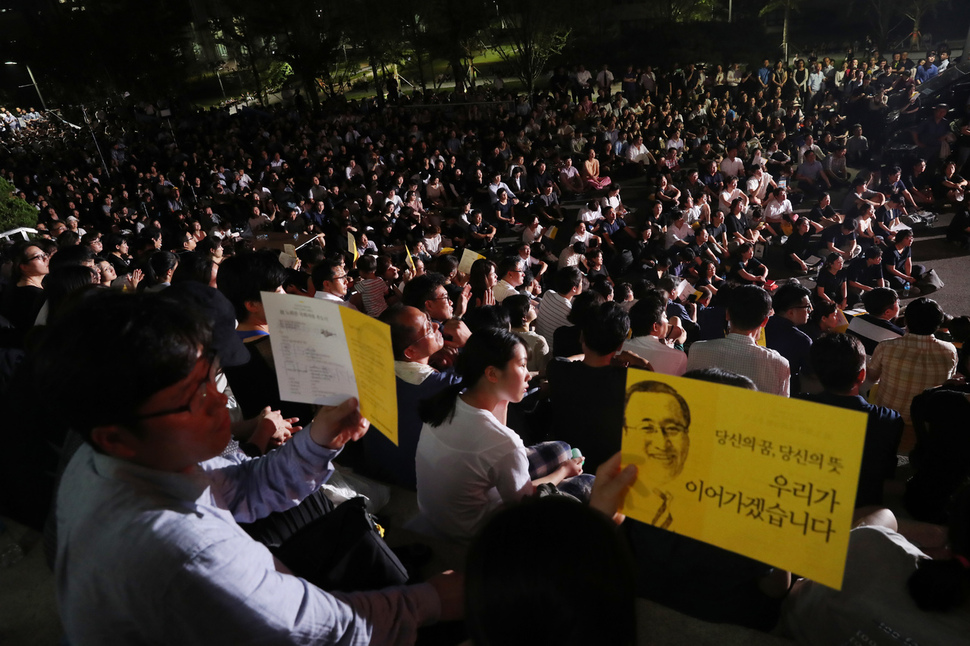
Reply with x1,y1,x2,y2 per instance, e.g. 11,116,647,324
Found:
55,429,440,645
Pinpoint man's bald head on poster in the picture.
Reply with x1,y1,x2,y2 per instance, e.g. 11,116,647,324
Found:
624,380,691,486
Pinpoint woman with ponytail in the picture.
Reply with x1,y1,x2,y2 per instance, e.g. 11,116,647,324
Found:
414,328,586,542
782,485,970,644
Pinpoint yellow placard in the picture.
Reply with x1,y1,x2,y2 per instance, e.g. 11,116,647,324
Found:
348,232,358,263
547,226,558,240
405,245,416,272
458,247,485,275
339,306,398,445
620,370,866,590
756,324,767,347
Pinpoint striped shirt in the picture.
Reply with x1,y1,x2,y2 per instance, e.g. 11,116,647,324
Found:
535,291,572,344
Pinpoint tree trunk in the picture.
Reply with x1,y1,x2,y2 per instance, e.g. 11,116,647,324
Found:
782,4,790,63
369,54,385,110
248,50,266,106
303,75,319,108
450,56,467,93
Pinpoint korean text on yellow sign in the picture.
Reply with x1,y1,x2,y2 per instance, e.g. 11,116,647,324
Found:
620,370,866,589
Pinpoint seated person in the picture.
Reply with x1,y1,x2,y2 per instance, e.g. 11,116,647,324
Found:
939,160,967,203
906,369,970,523
761,186,794,237
362,305,462,489
849,287,904,356
625,368,791,631
764,282,814,392
547,302,650,472
218,252,315,429
794,150,831,195
799,334,903,509
622,291,688,376
35,290,460,645
873,193,905,243
814,253,848,309
783,217,818,274
807,192,841,229
414,329,586,541
782,486,970,645
846,246,886,299
882,229,925,291
904,158,935,206
466,495,637,646
820,218,859,260
725,242,768,286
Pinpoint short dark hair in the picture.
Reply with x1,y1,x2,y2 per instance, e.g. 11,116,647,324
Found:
463,305,511,334
31,290,210,439
380,304,422,361
217,251,288,321
466,497,635,646
905,297,944,335
727,285,772,331
555,267,584,294
401,272,448,311
862,287,898,317
629,291,666,337
811,333,866,393
772,281,812,313
582,302,630,356
356,254,377,273
502,294,532,328
497,256,520,279
684,367,756,390
311,258,344,290
49,244,96,271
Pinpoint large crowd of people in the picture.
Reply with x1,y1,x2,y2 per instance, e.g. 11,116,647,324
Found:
2,46,970,645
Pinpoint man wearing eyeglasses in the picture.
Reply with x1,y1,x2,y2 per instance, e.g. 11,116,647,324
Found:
492,256,526,304
622,380,691,529
365,305,462,489
36,291,461,646
311,258,357,310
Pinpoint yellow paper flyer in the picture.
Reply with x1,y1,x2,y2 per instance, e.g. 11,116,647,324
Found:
261,292,398,444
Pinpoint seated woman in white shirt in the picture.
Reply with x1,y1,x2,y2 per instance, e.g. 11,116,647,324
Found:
414,329,586,542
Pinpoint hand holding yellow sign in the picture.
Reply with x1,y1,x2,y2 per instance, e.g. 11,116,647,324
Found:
620,370,866,589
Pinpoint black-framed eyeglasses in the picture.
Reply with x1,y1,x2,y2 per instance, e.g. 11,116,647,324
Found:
130,352,220,421
26,252,49,262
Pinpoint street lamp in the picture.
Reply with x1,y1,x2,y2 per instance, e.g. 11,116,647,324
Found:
5,61,47,112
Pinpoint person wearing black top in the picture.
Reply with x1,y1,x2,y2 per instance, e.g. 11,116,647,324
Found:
783,217,816,274
814,253,848,309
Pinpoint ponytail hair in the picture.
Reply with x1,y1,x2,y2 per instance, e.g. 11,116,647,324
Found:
908,484,970,611
419,328,525,427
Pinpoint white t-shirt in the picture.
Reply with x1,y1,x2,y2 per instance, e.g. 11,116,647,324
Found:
415,397,533,541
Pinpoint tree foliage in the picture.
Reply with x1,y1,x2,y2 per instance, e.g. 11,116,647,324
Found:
491,0,582,94
0,178,38,233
